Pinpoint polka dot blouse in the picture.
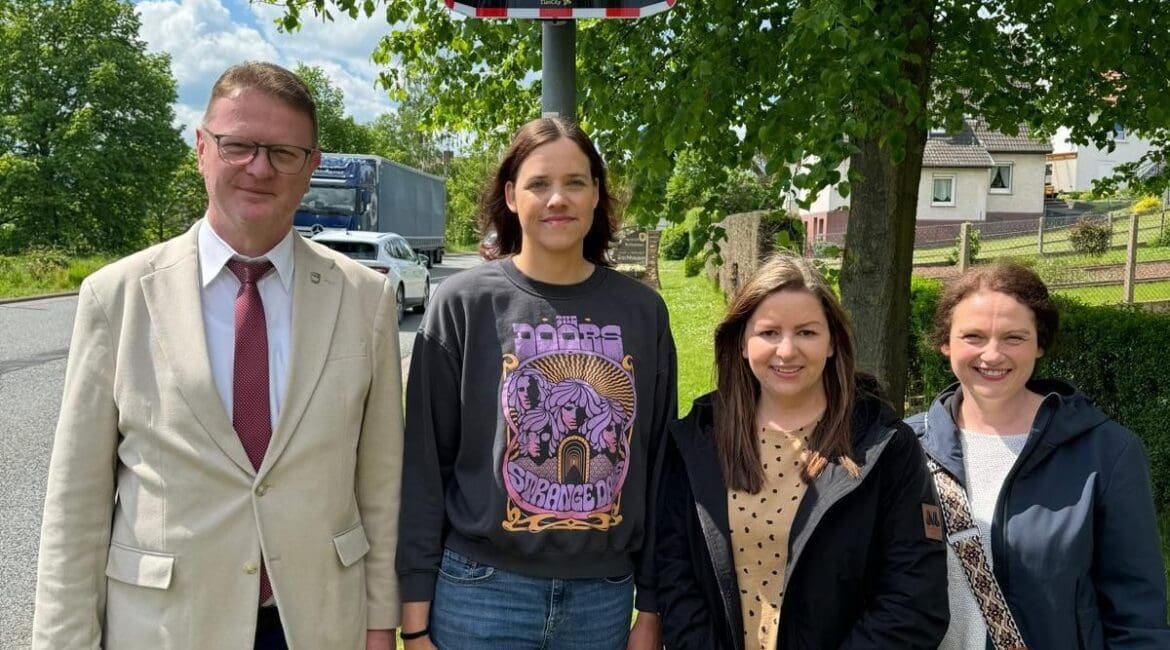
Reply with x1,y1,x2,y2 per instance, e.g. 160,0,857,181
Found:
727,422,813,650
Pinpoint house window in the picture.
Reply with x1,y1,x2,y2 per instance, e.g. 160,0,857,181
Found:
1114,123,1128,141
990,163,1013,194
931,175,955,207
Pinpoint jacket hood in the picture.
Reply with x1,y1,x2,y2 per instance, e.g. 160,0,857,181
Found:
910,377,1111,482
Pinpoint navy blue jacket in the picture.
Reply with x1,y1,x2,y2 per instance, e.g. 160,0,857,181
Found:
907,379,1170,649
657,387,948,649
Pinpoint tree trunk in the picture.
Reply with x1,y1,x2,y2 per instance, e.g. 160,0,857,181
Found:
839,1,934,415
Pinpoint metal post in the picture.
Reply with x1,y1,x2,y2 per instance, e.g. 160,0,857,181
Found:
1037,216,1045,256
1123,211,1139,304
958,222,971,273
541,20,576,120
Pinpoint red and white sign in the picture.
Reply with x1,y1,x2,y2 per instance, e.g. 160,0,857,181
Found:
445,0,676,20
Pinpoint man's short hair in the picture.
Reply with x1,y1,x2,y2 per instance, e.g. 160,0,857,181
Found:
203,62,319,145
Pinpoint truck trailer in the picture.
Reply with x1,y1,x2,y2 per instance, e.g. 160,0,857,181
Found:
295,153,447,266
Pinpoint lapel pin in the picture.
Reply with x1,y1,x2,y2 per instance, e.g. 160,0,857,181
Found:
310,272,321,284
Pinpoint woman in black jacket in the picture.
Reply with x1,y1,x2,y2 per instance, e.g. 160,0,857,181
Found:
655,254,948,649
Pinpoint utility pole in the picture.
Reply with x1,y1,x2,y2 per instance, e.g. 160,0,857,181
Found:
542,21,576,120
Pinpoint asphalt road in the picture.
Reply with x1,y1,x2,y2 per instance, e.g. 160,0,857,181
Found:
0,252,478,649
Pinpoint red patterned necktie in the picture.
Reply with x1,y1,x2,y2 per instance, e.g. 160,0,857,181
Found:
226,258,274,604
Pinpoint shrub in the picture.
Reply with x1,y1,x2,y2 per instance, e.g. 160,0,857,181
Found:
1069,218,1113,256
945,227,981,265
1154,228,1170,248
1132,195,1163,215
908,284,1170,516
683,253,705,277
812,240,840,259
25,246,70,279
684,207,712,257
658,223,689,260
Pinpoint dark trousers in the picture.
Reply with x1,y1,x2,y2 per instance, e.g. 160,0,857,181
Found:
254,607,287,650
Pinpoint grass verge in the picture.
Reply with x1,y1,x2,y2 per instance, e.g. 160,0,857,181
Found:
658,259,727,416
0,254,112,299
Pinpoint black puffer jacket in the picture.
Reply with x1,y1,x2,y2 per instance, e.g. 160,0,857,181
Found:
655,387,948,649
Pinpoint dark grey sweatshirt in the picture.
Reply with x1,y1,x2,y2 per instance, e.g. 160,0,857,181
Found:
396,258,678,612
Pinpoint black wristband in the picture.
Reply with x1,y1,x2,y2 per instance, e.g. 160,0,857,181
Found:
400,628,429,641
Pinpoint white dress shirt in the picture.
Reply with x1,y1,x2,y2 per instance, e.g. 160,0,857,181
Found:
198,219,294,429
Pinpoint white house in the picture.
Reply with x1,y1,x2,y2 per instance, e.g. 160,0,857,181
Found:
800,119,1052,239
1048,125,1156,193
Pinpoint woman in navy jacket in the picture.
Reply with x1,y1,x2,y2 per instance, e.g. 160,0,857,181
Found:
908,262,1170,649
655,254,948,649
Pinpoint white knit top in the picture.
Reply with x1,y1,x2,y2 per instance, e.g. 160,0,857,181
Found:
939,429,1030,650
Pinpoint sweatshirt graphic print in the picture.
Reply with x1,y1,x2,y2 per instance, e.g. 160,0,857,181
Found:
502,314,635,533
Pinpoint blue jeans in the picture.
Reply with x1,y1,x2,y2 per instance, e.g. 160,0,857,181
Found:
430,548,635,649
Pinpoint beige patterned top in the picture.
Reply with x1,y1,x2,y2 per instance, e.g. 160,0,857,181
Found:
728,423,813,650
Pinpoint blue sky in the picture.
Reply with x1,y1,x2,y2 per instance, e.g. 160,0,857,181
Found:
133,0,396,143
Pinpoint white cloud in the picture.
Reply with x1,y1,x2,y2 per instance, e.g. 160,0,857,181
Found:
135,0,396,143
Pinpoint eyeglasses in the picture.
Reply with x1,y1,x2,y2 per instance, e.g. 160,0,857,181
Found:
202,129,315,175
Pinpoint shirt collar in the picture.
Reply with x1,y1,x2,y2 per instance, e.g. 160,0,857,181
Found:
198,217,295,292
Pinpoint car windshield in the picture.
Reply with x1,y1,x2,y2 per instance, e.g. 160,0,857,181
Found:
300,185,358,216
315,240,377,260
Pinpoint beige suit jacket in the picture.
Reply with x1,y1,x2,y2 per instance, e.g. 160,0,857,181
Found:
32,225,403,649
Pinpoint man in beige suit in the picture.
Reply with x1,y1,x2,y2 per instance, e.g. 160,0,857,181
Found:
32,62,401,649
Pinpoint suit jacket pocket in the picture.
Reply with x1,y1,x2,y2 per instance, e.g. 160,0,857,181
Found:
105,542,175,589
333,522,370,567
326,342,368,362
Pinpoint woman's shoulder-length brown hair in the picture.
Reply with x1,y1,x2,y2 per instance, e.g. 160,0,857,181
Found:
713,253,861,493
929,261,1059,352
477,117,617,266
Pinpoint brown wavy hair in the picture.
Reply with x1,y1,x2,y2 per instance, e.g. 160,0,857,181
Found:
714,254,860,492
478,117,616,266
929,262,1059,354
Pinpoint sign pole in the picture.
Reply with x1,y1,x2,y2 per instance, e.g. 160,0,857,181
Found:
541,20,576,120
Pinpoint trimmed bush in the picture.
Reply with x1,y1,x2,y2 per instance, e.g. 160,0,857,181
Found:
908,283,1170,515
946,228,981,265
683,253,705,277
1132,195,1162,215
659,223,689,260
1069,219,1113,256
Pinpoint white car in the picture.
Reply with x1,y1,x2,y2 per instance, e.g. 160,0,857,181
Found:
310,230,430,322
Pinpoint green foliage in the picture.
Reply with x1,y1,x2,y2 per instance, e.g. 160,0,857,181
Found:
0,0,186,254
1069,219,1113,256
148,148,205,244
444,145,500,247
1155,227,1170,248
761,211,806,255
682,253,705,277
276,0,1170,409
0,251,113,298
1133,195,1162,215
946,228,981,265
659,223,689,260
908,284,1170,515
295,64,375,153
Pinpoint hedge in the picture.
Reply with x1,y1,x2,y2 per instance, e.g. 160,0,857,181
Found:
907,278,1170,515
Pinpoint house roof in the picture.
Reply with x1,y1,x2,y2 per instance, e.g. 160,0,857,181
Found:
969,118,1054,153
923,122,994,168
923,118,1051,168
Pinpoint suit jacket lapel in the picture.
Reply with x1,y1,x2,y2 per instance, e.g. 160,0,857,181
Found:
260,236,341,476
141,225,256,476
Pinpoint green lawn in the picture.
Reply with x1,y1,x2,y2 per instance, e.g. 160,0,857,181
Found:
1052,279,1170,305
658,259,726,415
0,253,112,299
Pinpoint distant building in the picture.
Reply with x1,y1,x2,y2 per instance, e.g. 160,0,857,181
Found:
1048,125,1156,193
799,119,1052,242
